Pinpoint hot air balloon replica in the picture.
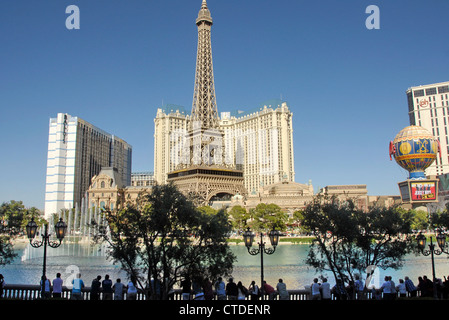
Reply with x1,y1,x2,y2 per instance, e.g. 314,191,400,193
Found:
390,125,440,206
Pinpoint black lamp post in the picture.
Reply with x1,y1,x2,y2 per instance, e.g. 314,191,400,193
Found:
26,218,67,279
416,231,448,299
242,227,280,300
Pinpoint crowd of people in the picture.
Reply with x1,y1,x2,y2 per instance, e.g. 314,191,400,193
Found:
3,271,449,300
180,276,290,300
306,274,449,300
34,273,138,300
29,273,292,300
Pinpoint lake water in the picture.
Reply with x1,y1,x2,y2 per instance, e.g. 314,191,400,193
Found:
1,240,448,290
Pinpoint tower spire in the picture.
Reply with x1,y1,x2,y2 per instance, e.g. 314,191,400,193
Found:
197,0,213,26
192,0,218,129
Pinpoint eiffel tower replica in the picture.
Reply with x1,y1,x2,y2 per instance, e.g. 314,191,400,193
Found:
167,0,245,206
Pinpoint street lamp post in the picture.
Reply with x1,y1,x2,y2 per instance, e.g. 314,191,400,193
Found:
26,218,67,280
416,231,448,299
242,227,280,300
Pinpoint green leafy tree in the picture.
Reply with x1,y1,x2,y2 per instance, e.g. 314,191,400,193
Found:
299,195,414,293
410,209,430,231
291,209,309,234
228,205,249,230
249,203,289,232
0,201,42,265
1,200,26,232
430,203,449,230
291,209,304,223
26,206,43,224
197,206,217,216
92,184,236,299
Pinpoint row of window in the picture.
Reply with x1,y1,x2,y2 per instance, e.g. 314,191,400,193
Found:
414,85,449,97
91,192,114,197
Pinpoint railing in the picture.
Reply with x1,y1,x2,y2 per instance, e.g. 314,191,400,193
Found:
1,284,310,300
1,284,423,300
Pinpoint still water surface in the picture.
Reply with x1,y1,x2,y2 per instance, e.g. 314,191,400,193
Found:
1,241,448,290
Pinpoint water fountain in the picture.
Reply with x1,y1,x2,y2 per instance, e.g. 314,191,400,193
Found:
21,197,110,262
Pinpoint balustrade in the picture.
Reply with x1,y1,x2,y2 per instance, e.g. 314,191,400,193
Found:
1,284,423,300
2,284,310,300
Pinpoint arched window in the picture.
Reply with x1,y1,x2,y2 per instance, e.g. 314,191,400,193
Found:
101,181,105,188
100,201,105,209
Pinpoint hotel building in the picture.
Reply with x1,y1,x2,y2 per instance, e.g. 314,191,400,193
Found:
154,99,295,196
131,171,155,187
407,81,449,176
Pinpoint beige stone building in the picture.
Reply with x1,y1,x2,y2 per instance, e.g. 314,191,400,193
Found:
86,167,151,211
232,180,314,214
318,184,401,211
229,184,400,216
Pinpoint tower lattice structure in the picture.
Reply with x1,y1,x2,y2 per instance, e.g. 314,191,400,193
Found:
188,0,224,168
192,0,219,130
167,0,245,205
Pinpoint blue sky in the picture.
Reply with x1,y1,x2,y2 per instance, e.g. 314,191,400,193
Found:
1,0,448,210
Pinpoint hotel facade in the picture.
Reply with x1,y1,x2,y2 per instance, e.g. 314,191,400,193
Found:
154,100,296,197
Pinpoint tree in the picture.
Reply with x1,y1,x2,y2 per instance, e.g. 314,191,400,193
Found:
299,195,414,293
409,208,430,231
291,209,309,234
228,205,249,230
92,184,236,299
197,205,217,216
0,201,43,265
249,203,289,232
430,203,449,230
